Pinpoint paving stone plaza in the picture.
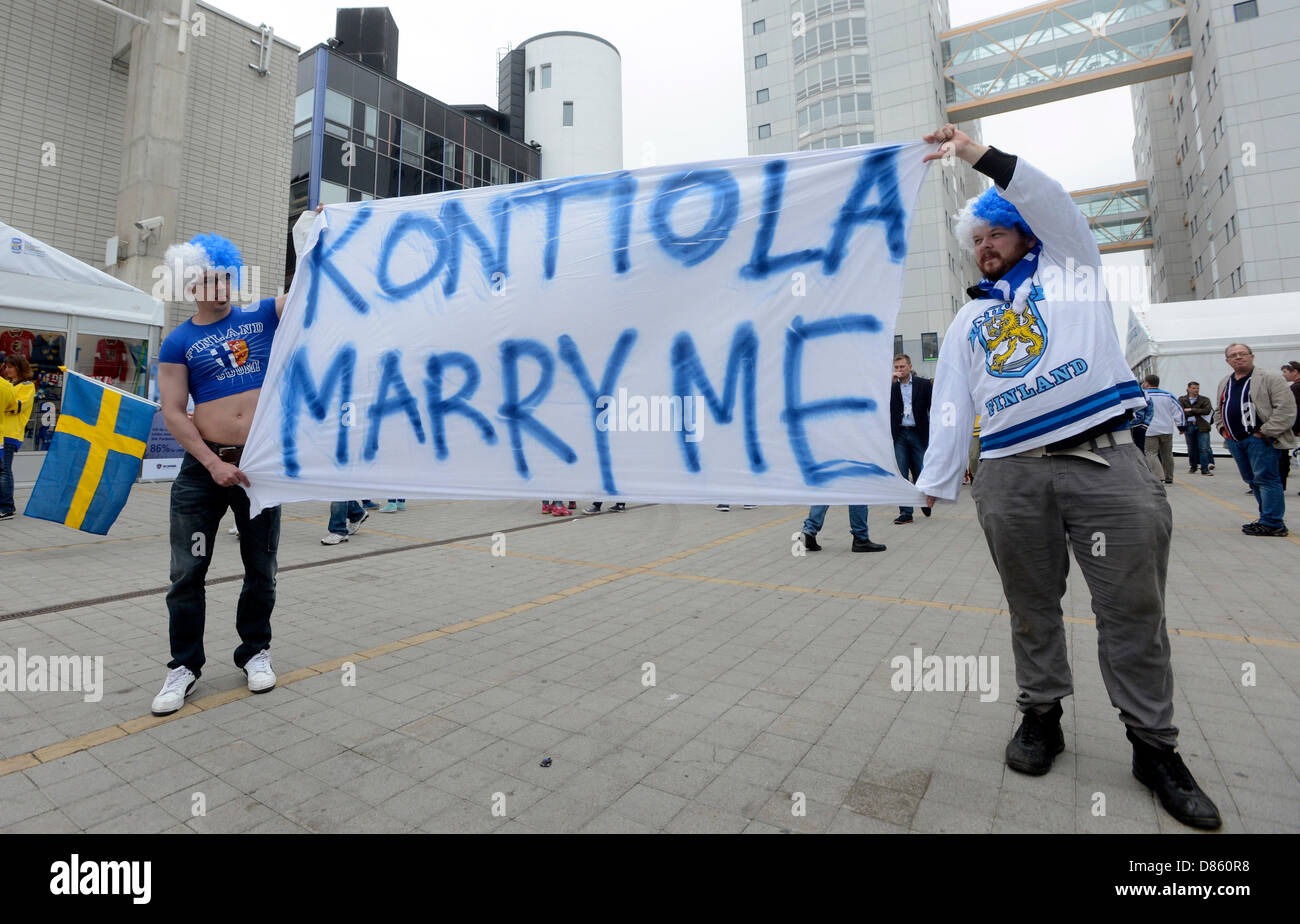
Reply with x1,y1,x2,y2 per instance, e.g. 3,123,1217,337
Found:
1,472,1296,834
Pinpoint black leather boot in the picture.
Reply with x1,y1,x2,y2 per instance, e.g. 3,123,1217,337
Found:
1005,702,1065,775
802,532,822,552
1127,728,1223,830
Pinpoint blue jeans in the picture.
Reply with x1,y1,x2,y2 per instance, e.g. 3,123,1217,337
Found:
166,453,280,676
329,500,364,535
0,441,15,515
1184,428,1212,472
1226,436,1285,527
894,427,926,516
803,505,871,540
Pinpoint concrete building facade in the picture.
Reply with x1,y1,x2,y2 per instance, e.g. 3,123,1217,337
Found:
497,31,623,179
741,0,983,364
1132,0,1300,304
2,0,298,332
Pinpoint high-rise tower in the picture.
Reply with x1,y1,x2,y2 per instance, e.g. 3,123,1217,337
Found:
741,0,984,363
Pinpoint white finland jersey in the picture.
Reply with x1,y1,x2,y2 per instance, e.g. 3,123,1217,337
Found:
917,157,1147,502
1144,388,1186,436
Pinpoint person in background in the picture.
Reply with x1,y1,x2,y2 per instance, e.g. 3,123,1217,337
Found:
1141,374,1184,485
1280,361,1300,491
800,504,885,553
1212,343,1295,537
0,354,36,520
965,414,982,484
583,501,626,514
1178,381,1213,476
1129,390,1151,453
322,501,369,545
890,354,932,524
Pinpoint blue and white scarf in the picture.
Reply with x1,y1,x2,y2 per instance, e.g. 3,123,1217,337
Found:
973,243,1042,308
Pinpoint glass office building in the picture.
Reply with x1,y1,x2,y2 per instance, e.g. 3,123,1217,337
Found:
288,43,541,284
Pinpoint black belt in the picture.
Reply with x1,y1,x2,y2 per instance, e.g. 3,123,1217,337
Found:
204,441,244,465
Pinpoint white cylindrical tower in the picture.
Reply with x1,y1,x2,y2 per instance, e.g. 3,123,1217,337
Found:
517,32,622,179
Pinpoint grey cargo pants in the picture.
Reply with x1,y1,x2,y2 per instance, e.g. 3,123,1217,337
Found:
970,440,1177,748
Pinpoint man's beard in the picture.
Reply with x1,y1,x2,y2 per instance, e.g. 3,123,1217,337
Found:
979,254,1010,279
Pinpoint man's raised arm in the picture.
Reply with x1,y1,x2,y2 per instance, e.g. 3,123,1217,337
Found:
924,123,1102,274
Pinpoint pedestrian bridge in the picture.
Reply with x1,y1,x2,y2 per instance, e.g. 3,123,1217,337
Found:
1071,180,1152,253
943,0,1192,121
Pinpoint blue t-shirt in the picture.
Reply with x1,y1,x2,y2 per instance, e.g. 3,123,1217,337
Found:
158,298,279,405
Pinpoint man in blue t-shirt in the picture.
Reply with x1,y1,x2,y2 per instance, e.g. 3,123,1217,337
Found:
149,216,317,716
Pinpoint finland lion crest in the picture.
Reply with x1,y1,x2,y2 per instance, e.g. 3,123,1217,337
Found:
970,282,1047,378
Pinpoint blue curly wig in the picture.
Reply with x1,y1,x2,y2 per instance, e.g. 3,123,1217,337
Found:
163,232,244,289
954,187,1035,252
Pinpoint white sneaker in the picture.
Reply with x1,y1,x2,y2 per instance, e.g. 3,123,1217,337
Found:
151,666,196,716
715,504,730,511
228,525,239,535
347,510,369,535
243,650,276,693
380,501,399,513
321,532,347,545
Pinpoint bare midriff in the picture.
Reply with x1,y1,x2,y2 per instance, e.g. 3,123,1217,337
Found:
192,389,262,447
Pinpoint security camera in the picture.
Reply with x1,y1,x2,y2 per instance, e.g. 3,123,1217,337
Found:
135,216,164,232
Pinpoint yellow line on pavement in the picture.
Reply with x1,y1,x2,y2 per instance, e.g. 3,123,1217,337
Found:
0,512,800,778
443,535,1300,650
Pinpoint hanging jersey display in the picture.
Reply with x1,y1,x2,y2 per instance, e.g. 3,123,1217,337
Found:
31,333,65,369
93,338,130,383
0,329,34,359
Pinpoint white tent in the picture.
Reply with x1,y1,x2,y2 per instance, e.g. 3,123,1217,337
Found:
0,221,164,481
0,221,163,327
1126,293,1300,455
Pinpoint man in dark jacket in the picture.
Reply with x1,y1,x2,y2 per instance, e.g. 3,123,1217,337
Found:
890,354,932,524
1179,382,1214,475
1280,360,1300,491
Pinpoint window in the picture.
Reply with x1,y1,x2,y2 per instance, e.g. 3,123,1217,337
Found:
754,53,767,68
562,101,573,126
323,88,351,140
921,332,939,362
756,88,769,104
6,327,67,450
540,64,552,88
74,333,147,402
758,123,772,139
528,68,535,92
320,179,348,204
1233,1,1258,21
753,19,766,34
294,90,313,138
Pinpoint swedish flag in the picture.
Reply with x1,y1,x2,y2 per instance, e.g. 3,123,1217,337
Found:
25,370,158,534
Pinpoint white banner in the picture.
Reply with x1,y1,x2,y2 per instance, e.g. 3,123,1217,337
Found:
242,142,930,511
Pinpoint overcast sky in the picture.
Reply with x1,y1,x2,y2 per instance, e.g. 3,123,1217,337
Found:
211,0,1148,315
